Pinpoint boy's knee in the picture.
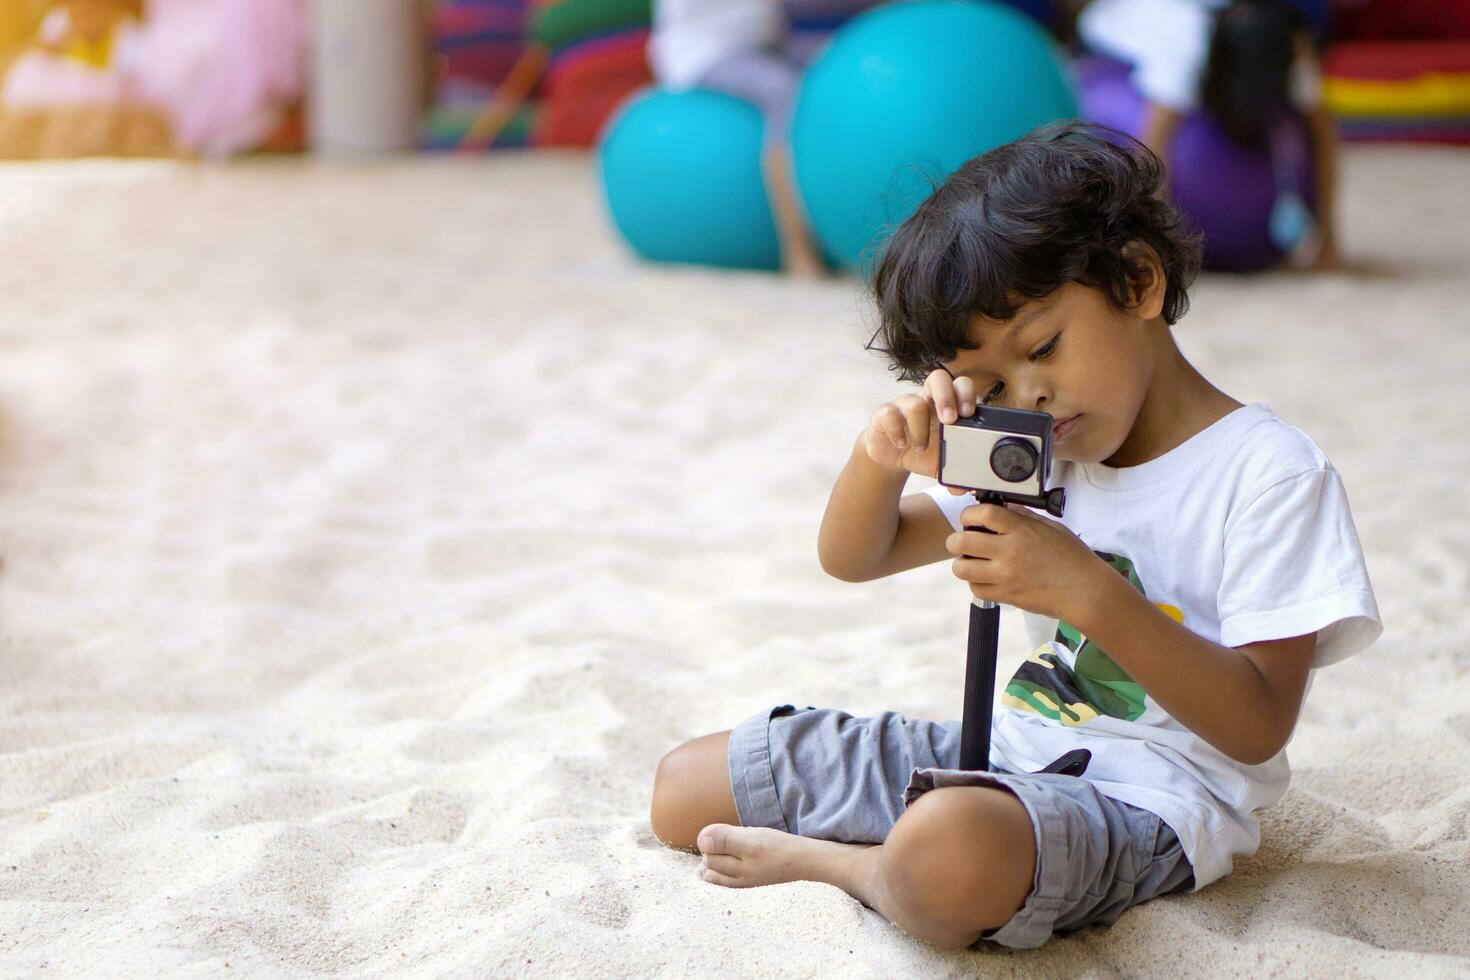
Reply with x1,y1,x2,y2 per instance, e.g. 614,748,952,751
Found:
649,746,692,849
879,787,1036,944
649,733,737,852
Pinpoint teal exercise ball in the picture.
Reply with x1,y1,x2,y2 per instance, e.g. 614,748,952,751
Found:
792,0,1078,271
597,88,780,271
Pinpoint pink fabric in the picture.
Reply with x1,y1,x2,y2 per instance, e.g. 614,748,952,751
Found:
1,17,147,110
0,0,305,155
2,48,134,109
135,0,305,155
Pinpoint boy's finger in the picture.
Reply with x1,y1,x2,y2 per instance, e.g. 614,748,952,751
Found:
1004,501,1062,527
871,405,906,448
882,411,908,448
947,531,997,558
926,374,959,424
952,375,977,416
959,502,1019,531
951,556,997,587
968,582,999,604
900,396,932,451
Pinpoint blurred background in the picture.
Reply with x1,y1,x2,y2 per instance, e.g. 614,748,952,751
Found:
1,0,1467,271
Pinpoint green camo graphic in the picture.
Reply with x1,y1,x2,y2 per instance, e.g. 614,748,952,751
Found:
1001,552,1161,725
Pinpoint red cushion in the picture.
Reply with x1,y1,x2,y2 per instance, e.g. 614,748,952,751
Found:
1324,40,1470,80
534,31,653,146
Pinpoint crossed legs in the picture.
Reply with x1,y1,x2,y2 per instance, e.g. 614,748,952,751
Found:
650,731,1037,949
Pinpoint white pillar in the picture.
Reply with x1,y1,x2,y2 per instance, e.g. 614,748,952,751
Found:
308,0,426,154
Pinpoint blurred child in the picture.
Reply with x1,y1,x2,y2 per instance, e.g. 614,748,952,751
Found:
1077,0,1342,269
649,0,882,278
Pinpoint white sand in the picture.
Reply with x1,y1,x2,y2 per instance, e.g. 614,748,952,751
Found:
0,148,1466,976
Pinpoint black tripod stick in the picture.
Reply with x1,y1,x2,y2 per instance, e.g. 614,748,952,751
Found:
959,596,1000,771
959,490,1004,772
957,491,1093,778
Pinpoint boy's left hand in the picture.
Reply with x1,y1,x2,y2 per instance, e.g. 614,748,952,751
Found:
947,502,1112,623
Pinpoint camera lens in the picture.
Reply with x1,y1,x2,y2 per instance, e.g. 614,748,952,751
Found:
989,438,1038,483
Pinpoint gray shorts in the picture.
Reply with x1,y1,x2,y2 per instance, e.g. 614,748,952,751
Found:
728,704,1195,949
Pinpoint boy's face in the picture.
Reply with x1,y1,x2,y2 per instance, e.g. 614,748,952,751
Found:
941,282,1159,466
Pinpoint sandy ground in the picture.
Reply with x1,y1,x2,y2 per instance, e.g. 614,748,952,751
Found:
0,147,1466,977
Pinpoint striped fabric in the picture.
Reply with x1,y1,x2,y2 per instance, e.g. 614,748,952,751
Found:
1323,40,1470,146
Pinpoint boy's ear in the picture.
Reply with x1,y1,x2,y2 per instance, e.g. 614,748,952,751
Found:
1120,241,1167,321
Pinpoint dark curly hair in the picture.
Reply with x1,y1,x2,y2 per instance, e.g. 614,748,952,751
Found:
868,123,1202,383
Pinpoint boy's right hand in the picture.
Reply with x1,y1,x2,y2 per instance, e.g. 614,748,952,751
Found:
862,368,978,486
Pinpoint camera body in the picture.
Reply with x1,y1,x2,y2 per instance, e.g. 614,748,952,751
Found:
938,405,1066,517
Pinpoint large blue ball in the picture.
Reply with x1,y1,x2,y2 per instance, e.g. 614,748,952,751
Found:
597,88,780,271
791,0,1078,271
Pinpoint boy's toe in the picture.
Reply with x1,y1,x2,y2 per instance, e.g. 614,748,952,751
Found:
699,865,741,888
702,851,742,876
697,823,736,855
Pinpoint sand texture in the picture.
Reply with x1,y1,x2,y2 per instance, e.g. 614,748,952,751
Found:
0,149,1466,976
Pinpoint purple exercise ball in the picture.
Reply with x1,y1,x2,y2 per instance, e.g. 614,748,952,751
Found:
1075,57,1314,273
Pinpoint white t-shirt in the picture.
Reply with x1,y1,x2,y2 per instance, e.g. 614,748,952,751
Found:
1078,0,1321,113
649,0,878,90
924,403,1380,889
649,0,785,90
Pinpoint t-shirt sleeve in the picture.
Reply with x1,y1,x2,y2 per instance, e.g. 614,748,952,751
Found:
1078,0,1212,112
923,483,972,530
649,0,783,90
1217,466,1381,668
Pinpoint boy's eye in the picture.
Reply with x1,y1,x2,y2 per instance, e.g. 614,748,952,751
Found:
981,381,1005,404
1029,335,1060,361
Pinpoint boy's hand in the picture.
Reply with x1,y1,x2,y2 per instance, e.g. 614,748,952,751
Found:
862,368,977,488
947,502,1113,623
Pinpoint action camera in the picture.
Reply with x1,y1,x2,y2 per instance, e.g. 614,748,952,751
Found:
937,405,1066,517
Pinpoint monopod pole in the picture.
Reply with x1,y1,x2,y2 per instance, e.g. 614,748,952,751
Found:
959,598,1000,771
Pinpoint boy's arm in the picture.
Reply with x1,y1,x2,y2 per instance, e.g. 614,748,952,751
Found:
818,432,954,582
948,502,1318,767
1077,579,1318,766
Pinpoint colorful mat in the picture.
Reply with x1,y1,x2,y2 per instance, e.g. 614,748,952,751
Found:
1323,39,1470,143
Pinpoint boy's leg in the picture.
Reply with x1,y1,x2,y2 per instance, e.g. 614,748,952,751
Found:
649,730,741,852
697,784,1036,950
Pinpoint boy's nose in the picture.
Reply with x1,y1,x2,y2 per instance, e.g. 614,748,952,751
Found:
1015,378,1051,412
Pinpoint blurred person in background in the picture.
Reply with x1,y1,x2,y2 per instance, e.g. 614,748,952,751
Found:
649,0,884,279
1076,0,1342,269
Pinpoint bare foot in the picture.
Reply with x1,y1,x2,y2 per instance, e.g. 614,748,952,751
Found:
696,823,875,890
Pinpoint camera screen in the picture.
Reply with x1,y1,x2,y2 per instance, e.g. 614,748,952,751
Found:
940,426,1044,493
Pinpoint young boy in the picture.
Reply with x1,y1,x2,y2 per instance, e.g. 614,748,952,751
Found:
648,123,1380,950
